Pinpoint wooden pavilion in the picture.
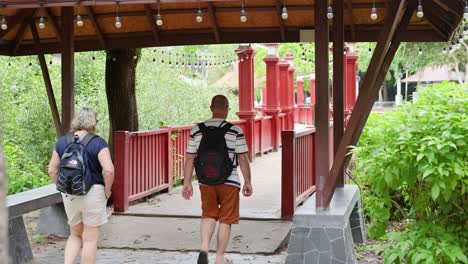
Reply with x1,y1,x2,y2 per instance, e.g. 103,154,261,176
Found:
0,0,464,210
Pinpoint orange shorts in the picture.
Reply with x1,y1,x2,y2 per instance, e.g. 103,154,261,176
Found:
200,184,240,224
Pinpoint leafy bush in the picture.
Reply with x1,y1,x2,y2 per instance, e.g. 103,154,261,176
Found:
351,82,467,262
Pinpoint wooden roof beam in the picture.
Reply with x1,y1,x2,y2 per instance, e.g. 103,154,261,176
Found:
144,4,160,44
84,5,106,49
11,9,36,54
345,0,356,42
433,0,462,20
207,2,220,43
41,7,62,43
0,9,36,40
275,0,286,42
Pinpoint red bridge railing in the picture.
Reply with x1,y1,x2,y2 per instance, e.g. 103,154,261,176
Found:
281,124,334,219
114,117,276,212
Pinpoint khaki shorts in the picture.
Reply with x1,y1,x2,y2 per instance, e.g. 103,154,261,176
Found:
61,184,108,227
200,184,240,224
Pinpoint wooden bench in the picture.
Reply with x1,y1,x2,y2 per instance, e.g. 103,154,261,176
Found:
7,184,67,264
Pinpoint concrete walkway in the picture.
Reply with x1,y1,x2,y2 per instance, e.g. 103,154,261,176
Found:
121,150,283,219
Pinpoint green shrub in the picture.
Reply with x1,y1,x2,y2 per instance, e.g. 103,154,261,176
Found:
351,82,467,262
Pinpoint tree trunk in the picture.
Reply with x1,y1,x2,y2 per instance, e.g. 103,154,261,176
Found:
0,140,9,263
105,49,140,151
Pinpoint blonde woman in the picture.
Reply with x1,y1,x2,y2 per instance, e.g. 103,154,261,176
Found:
48,107,114,264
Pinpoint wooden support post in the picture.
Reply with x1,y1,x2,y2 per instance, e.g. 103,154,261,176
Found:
314,0,330,209
281,130,295,220
333,0,345,187
30,22,62,137
113,131,130,212
324,0,417,208
61,7,75,133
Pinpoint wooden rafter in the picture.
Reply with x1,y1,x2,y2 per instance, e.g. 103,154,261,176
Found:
324,0,418,208
0,9,36,40
30,21,62,137
433,0,463,20
423,1,453,39
144,4,160,44
84,5,106,49
0,28,445,56
207,2,220,43
345,0,356,41
41,7,62,43
11,9,35,54
275,0,286,42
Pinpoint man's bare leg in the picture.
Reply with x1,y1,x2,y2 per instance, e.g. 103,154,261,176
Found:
215,223,231,264
200,218,217,252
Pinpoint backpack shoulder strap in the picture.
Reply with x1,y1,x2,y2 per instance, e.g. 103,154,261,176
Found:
198,123,208,134
222,122,234,133
80,133,97,148
65,132,75,144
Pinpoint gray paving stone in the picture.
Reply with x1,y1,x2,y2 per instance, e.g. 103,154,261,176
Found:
319,251,331,263
285,253,305,264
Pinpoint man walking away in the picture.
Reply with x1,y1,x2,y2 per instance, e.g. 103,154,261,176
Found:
182,95,253,264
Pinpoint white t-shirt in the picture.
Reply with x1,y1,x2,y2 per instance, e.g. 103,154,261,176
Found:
186,118,248,188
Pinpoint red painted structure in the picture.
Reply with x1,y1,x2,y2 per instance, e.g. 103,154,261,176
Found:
113,47,358,214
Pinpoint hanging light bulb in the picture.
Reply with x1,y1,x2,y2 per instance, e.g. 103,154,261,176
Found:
115,16,121,28
418,47,423,55
370,7,377,20
442,47,447,54
370,0,377,20
156,13,163,26
416,0,424,18
281,7,288,20
368,47,372,54
327,5,333,19
240,0,247,22
76,15,84,27
240,9,247,22
114,2,121,29
196,0,203,22
196,9,203,23
1,16,7,30
39,16,46,29
458,35,464,44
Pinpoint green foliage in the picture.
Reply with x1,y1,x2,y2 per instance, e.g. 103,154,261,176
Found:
351,82,468,262
385,222,467,264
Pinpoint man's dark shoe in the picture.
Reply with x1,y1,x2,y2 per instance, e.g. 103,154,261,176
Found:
198,251,208,264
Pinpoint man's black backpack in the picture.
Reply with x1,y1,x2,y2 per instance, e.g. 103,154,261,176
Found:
56,132,96,195
194,122,234,185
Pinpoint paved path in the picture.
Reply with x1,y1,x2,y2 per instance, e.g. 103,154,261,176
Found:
98,216,291,254
123,150,283,219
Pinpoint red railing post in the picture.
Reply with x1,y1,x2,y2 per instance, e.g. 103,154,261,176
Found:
113,131,130,212
281,130,295,220
165,128,173,192
285,53,295,130
345,54,358,112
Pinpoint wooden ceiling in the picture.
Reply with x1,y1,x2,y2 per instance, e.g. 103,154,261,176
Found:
0,0,464,56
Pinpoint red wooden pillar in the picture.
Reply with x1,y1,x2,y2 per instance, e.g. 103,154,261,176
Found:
309,70,316,124
278,60,290,132
264,54,280,151
114,131,130,212
236,46,256,161
297,76,304,107
281,130,295,220
345,54,358,112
